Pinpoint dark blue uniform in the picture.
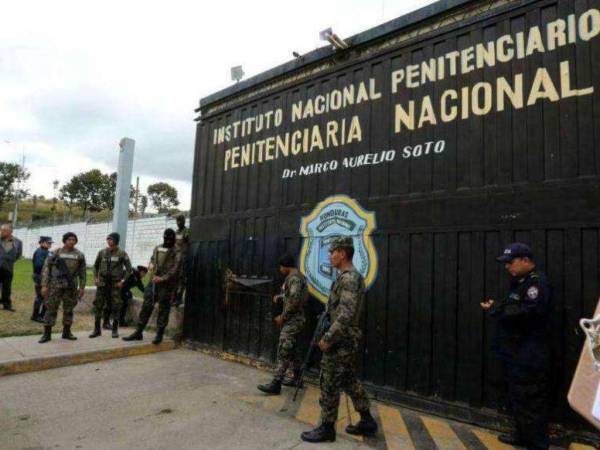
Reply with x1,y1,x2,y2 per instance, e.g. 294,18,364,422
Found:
491,269,551,450
32,247,49,319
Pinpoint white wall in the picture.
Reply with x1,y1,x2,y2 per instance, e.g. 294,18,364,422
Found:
14,216,178,267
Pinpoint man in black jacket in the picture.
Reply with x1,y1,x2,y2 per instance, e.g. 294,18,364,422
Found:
481,243,552,450
31,236,53,322
0,223,23,312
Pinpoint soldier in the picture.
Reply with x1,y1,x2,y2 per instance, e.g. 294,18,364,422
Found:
39,232,86,343
0,223,23,312
123,228,181,345
90,232,133,339
257,253,308,395
31,236,53,322
301,236,377,443
481,243,552,450
174,214,190,306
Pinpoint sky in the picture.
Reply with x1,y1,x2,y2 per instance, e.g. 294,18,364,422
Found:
0,0,436,211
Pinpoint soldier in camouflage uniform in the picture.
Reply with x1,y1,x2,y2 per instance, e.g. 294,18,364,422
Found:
123,228,181,345
301,236,377,443
39,232,86,344
257,253,308,395
174,214,190,305
90,232,133,339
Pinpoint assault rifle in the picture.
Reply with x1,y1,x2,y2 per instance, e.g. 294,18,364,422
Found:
293,311,331,401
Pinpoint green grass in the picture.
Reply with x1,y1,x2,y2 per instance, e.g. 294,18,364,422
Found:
0,259,97,337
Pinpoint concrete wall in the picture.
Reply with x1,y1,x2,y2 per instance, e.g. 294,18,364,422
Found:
14,216,178,267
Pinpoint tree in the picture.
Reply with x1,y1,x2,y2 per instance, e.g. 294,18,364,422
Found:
139,195,148,215
147,182,179,213
59,169,116,216
0,161,30,210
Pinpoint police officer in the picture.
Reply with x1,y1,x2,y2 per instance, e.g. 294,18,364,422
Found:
174,214,190,305
301,236,377,443
39,232,86,343
123,229,181,345
481,243,551,450
90,232,133,339
257,253,308,395
0,223,23,312
31,236,53,322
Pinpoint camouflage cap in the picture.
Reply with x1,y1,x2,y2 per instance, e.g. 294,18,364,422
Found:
329,236,354,251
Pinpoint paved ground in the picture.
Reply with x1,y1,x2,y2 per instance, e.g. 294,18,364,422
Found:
1,349,593,450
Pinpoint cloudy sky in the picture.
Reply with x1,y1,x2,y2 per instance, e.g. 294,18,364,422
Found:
1,0,435,211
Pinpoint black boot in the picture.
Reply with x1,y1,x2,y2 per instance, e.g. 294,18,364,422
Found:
112,320,119,338
346,410,378,436
123,325,144,341
89,317,102,338
152,327,165,345
498,433,525,446
282,369,301,387
39,326,52,344
62,325,77,340
301,422,336,443
257,379,282,395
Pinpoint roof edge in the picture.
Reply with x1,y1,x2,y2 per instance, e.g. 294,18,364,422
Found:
197,0,475,111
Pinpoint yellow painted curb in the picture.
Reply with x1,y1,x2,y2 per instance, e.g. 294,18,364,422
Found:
0,341,176,377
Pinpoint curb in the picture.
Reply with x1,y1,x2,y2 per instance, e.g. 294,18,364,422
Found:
0,340,177,377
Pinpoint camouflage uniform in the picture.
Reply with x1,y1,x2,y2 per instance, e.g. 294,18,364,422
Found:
319,266,371,423
93,248,133,321
42,248,86,327
175,226,190,300
138,244,182,328
274,271,308,382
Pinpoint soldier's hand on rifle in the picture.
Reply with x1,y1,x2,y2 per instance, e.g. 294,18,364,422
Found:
78,287,85,299
480,299,494,310
117,280,124,289
274,315,284,327
318,339,331,353
41,287,49,298
152,275,162,284
272,294,281,304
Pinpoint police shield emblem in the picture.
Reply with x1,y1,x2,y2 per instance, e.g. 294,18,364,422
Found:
299,195,378,303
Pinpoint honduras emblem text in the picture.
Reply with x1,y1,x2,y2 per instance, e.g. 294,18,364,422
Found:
299,195,378,303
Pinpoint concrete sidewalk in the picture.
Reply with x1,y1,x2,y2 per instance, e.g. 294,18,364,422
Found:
0,329,175,376
0,349,595,450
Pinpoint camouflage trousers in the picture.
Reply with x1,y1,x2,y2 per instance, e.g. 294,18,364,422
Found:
274,317,305,382
138,283,175,329
319,345,371,423
44,287,78,327
93,282,122,321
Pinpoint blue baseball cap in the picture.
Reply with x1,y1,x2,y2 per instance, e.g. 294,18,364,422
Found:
496,243,533,263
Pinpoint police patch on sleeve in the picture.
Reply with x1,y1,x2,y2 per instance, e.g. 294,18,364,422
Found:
527,286,539,300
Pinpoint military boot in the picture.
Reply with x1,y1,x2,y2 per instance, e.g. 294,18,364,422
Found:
111,320,119,338
346,410,378,436
152,327,165,345
300,422,336,443
498,433,525,446
39,326,52,344
123,325,144,341
62,325,77,340
89,317,102,338
257,379,282,395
